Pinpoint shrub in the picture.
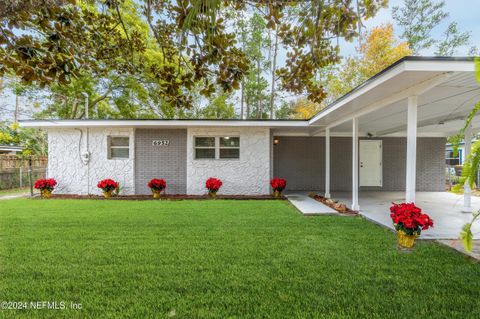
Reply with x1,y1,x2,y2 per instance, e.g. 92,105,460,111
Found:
148,178,166,191
97,179,119,192
390,203,433,236
34,178,57,191
206,177,222,193
270,178,287,191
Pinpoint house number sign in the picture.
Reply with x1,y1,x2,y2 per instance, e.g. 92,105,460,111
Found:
152,140,170,146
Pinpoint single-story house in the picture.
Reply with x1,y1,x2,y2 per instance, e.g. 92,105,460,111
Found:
20,57,480,211
445,140,479,166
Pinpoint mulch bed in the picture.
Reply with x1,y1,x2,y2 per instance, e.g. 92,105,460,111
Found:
309,194,359,216
39,194,286,201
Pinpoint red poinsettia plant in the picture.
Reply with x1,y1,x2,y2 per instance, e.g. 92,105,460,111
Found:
148,178,166,191
390,202,434,236
270,178,287,191
34,178,57,191
97,179,119,192
206,177,223,193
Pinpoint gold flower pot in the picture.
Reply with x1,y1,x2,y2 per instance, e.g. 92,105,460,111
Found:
273,190,282,198
41,189,52,199
152,190,161,199
397,231,418,248
208,191,217,199
103,190,113,198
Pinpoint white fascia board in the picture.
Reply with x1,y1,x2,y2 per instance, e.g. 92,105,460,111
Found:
404,60,474,72
19,119,310,129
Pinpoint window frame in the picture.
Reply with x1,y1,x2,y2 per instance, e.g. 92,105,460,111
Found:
107,136,130,160
194,136,216,160
193,136,240,160
218,137,240,159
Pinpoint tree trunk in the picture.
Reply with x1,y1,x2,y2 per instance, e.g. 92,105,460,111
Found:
14,92,19,122
240,79,245,119
71,100,79,119
269,27,279,119
256,59,261,119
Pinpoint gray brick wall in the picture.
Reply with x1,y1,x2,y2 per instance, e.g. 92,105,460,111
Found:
135,129,187,194
273,136,446,192
272,136,325,190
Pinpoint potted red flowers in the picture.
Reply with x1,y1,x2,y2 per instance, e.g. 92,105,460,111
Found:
34,178,57,198
206,177,222,199
390,202,434,248
270,178,287,198
97,179,119,198
147,178,166,199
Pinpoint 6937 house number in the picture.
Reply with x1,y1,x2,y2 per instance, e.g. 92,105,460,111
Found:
152,140,170,146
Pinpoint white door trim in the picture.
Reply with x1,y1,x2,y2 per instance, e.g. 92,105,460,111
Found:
359,140,382,187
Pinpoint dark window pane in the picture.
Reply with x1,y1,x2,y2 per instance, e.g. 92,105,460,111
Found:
111,148,129,158
220,148,239,159
220,137,239,147
195,137,215,147
110,137,129,147
195,148,215,159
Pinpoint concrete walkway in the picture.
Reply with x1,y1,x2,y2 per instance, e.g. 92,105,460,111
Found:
285,194,338,216
438,239,480,260
333,191,480,239
0,193,29,200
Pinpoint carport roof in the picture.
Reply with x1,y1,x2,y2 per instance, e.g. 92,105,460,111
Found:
20,56,478,137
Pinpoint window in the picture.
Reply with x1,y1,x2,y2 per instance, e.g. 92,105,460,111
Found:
108,136,129,159
446,149,462,166
219,137,240,159
194,136,240,159
195,137,215,159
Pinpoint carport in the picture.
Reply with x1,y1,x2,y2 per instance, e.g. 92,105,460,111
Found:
306,57,479,210
273,57,480,239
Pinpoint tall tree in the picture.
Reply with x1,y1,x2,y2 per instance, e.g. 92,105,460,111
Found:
326,24,412,102
244,13,270,119
0,0,387,111
392,0,448,54
269,24,279,119
290,98,323,120
0,122,47,155
198,91,236,119
435,22,472,56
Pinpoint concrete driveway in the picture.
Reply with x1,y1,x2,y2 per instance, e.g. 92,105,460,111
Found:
333,191,480,239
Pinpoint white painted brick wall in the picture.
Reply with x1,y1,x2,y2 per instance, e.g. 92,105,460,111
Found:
186,127,271,195
47,128,135,195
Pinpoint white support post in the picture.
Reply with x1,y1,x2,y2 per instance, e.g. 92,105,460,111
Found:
406,96,418,203
463,124,472,212
352,117,360,211
325,127,331,198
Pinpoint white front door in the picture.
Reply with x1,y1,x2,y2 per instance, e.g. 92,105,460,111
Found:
359,140,382,187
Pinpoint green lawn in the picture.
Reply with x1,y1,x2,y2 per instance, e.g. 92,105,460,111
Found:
0,199,479,318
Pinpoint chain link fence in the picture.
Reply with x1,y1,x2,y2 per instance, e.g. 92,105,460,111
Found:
0,166,47,190
0,155,48,192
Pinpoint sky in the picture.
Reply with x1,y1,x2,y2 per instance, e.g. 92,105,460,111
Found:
1,0,480,121
340,0,480,56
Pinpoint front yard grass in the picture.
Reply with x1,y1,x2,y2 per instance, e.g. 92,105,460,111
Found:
0,199,479,318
